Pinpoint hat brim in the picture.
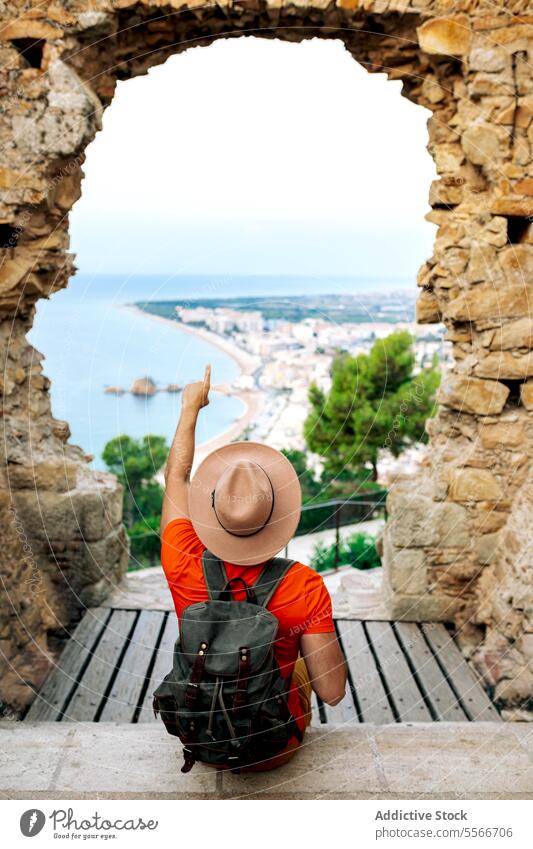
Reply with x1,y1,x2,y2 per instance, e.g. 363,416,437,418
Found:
188,442,302,566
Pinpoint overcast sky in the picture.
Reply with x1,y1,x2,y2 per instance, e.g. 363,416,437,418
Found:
71,37,436,280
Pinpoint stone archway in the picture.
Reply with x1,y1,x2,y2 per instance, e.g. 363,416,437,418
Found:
1,1,532,716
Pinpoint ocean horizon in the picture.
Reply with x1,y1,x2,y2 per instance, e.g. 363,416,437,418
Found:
29,272,412,470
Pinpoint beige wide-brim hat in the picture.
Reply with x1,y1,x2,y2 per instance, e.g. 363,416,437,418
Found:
189,442,302,566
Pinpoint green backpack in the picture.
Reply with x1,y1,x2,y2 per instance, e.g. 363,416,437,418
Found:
153,549,303,773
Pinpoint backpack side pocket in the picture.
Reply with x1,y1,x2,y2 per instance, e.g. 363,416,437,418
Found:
153,689,180,738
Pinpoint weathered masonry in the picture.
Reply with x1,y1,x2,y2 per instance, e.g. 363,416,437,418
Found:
1,0,532,718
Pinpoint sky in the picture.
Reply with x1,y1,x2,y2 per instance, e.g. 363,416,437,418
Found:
71,37,436,280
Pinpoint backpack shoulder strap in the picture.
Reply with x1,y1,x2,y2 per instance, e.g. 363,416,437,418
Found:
252,557,297,608
201,549,228,601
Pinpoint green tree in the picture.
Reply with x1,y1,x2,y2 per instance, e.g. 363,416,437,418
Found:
304,330,440,481
281,449,322,502
128,516,161,568
102,434,167,528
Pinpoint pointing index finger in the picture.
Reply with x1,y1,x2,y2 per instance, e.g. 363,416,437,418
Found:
204,364,211,388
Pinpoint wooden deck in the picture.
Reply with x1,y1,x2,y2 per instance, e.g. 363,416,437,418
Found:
26,608,501,724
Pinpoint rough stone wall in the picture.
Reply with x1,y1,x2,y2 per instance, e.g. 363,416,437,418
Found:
380,7,533,714
0,0,532,714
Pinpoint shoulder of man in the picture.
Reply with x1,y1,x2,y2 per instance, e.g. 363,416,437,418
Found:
161,517,205,566
277,558,330,595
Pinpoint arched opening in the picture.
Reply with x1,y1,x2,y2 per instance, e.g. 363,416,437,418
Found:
30,37,436,471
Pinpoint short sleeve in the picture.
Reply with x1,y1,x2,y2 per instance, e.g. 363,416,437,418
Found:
160,518,204,580
302,569,334,634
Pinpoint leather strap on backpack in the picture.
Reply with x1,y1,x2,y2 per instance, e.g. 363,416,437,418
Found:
185,641,209,709
202,549,296,608
232,646,251,713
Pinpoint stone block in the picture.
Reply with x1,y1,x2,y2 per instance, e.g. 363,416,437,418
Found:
514,177,533,194
0,21,62,40
495,668,533,705
80,485,123,541
479,421,525,448
388,548,427,595
461,123,508,166
469,46,509,72
470,503,509,534
466,245,497,283
437,374,509,416
384,586,460,622
82,526,129,585
12,478,122,542
416,290,441,324
422,78,446,104
447,286,530,322
387,492,439,548
417,15,472,57
0,254,34,296
475,351,533,379
449,468,503,502
518,634,533,658
520,380,533,410
387,490,470,549
53,171,82,211
8,461,78,492
473,532,500,565
12,489,85,540
433,142,465,173
491,197,533,217
490,317,533,350
499,245,533,284
428,184,459,214
434,501,471,548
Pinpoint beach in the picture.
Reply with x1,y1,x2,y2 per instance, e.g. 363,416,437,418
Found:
121,304,258,375
121,304,266,465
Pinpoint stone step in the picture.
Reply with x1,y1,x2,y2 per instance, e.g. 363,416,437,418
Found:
1,721,530,800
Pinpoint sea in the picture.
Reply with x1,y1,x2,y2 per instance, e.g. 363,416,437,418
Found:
28,273,409,470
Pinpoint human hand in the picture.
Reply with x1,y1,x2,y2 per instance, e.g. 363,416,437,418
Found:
181,364,211,413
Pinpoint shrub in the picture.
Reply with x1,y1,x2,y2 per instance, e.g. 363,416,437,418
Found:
310,531,380,573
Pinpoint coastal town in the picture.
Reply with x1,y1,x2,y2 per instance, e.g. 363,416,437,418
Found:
133,292,451,475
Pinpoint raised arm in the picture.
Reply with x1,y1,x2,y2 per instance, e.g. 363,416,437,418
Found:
160,364,211,533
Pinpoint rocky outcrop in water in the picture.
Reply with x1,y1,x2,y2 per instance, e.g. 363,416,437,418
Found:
129,377,157,397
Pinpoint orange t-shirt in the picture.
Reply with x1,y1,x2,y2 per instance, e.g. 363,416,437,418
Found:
160,518,334,732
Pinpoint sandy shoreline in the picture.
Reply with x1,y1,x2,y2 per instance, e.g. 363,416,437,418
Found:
120,304,265,465
121,304,258,375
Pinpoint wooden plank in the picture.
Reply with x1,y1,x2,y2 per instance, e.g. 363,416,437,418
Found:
336,619,394,724
63,609,137,722
26,608,110,721
100,610,165,722
394,623,467,722
422,623,500,722
137,613,178,722
322,631,359,725
366,621,432,723
323,688,360,725
310,693,323,728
